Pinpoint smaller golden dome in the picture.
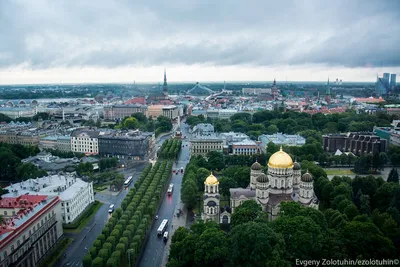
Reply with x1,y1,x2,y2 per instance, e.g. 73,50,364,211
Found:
268,146,294,168
205,173,219,185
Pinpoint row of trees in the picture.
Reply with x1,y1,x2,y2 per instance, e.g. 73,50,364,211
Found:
0,143,43,181
0,112,50,123
115,113,173,137
44,149,85,159
158,139,182,160
83,161,173,267
186,109,396,139
99,158,119,171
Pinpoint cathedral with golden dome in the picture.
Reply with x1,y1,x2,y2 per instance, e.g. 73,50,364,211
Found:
229,146,318,220
202,147,318,223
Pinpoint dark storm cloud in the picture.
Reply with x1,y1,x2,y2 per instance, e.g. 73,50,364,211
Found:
0,0,399,69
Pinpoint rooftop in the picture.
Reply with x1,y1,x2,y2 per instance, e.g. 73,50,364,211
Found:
0,195,58,243
4,175,90,202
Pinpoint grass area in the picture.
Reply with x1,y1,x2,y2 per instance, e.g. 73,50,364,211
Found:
93,184,108,192
324,169,355,176
39,238,73,267
63,200,103,233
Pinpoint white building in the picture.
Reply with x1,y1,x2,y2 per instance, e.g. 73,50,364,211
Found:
192,123,215,136
242,88,272,95
231,139,262,155
162,105,179,120
0,195,63,267
189,135,224,156
71,129,99,155
4,175,94,224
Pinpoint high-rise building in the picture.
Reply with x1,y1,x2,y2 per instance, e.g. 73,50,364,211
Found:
376,76,387,96
383,73,390,90
163,69,168,97
390,74,397,89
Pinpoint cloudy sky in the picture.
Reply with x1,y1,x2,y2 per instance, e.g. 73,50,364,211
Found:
0,0,399,84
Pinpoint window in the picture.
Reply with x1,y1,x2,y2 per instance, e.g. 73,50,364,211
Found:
4,211,7,216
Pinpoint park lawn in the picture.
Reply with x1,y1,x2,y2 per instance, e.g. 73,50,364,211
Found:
39,238,73,267
324,169,355,176
63,201,103,233
93,184,109,192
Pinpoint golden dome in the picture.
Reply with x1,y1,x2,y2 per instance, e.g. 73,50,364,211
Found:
268,146,294,168
204,173,219,185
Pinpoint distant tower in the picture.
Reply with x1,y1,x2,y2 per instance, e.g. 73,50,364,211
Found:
62,108,65,122
325,78,331,104
272,79,278,99
383,73,390,90
163,69,168,97
390,74,397,90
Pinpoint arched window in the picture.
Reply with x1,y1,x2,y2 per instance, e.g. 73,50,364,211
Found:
275,179,277,187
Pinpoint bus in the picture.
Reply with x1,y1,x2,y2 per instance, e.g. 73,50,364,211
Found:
157,219,168,236
124,176,133,187
167,183,174,196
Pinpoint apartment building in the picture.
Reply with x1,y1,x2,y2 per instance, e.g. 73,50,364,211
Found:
70,129,99,155
0,195,63,267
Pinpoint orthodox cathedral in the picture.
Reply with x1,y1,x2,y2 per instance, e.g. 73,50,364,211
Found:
202,147,319,223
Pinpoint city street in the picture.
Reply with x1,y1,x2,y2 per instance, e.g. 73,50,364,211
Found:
59,122,187,267
138,122,191,267
59,163,146,267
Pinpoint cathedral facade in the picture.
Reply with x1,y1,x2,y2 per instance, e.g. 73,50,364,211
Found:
202,147,318,223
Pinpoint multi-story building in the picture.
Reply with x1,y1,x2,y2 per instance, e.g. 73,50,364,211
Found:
322,132,387,156
0,131,40,146
98,131,155,160
70,129,99,155
0,107,36,119
390,74,397,90
162,105,179,120
192,123,215,136
383,73,390,90
374,120,400,147
4,174,94,224
147,105,164,118
242,88,272,95
56,136,71,152
258,133,306,153
39,136,58,150
39,136,71,152
232,139,262,155
190,135,224,156
0,195,63,267
103,105,148,120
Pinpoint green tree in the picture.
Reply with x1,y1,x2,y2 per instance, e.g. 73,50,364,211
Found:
387,168,399,183
194,228,229,266
82,253,92,267
271,215,323,261
218,176,237,197
340,221,396,259
16,163,47,180
231,200,262,227
123,117,139,129
230,222,289,267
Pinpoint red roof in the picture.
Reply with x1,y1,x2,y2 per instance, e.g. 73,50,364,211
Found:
0,195,47,209
125,97,146,105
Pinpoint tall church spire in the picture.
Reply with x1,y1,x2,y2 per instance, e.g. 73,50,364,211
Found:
163,69,168,97
326,77,331,96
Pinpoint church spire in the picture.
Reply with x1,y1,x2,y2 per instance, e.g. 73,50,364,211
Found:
163,69,168,97
326,77,331,96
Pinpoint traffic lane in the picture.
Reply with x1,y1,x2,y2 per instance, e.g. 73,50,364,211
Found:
139,157,189,267
61,168,143,266
139,178,181,267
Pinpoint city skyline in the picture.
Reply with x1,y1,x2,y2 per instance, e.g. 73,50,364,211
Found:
0,0,399,84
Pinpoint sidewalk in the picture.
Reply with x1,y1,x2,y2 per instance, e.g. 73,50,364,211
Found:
161,201,188,267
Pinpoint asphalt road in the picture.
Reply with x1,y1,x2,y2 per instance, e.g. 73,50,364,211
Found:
58,123,183,267
59,163,146,267
138,122,191,267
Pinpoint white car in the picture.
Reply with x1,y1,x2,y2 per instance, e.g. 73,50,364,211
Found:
108,204,115,213
163,231,169,241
